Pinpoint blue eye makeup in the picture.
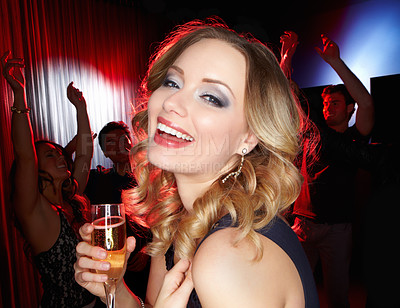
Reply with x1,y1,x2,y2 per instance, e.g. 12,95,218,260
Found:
200,93,226,108
162,78,179,89
161,68,232,109
198,84,231,108
162,72,181,89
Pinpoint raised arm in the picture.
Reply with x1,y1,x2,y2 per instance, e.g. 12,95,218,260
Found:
66,82,93,194
279,31,299,80
315,35,375,135
1,51,40,219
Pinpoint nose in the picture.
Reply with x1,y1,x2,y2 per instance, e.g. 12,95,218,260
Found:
162,90,188,117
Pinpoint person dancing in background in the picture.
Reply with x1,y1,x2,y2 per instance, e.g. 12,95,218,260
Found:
85,121,136,205
85,120,151,301
1,51,95,307
74,19,320,307
286,34,375,307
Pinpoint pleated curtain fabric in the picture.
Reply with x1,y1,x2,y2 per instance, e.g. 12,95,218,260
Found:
0,1,157,306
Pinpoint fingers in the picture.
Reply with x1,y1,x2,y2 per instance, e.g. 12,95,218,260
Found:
74,247,109,298
126,236,136,254
76,240,107,259
75,267,108,284
67,81,84,101
320,34,333,47
79,223,94,241
1,56,24,68
280,31,298,41
75,254,109,279
154,259,193,308
76,249,110,272
162,259,191,288
75,241,110,285
174,259,194,296
1,51,10,66
1,51,25,84
314,46,323,56
124,236,136,264
170,259,191,274
174,269,193,297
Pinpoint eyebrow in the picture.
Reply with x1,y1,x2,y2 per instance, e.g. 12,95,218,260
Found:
202,78,235,98
169,65,183,74
169,65,236,99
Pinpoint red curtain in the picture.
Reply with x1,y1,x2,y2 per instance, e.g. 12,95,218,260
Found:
0,0,158,306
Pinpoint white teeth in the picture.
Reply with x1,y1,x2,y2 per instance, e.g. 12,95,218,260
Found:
157,123,193,141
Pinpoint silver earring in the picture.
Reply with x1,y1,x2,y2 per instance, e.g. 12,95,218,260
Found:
222,148,247,184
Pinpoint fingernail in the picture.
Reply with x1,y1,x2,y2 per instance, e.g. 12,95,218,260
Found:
101,262,110,270
98,250,107,259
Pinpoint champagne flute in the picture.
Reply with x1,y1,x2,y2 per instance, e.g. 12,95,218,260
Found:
91,203,126,308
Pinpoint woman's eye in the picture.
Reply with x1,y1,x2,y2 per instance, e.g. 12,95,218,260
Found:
163,78,180,89
201,94,223,108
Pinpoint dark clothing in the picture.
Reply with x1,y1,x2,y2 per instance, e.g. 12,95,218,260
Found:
292,124,371,307
85,165,150,301
33,209,95,307
293,125,369,223
124,220,152,301
166,214,319,308
85,165,136,205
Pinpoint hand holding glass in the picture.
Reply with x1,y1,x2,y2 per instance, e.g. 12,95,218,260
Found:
91,203,126,308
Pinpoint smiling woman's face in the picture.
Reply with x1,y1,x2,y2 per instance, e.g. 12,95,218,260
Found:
147,38,252,181
36,142,70,181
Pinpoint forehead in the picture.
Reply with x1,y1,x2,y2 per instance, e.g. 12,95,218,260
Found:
173,38,246,91
104,129,129,139
36,142,61,154
322,92,346,103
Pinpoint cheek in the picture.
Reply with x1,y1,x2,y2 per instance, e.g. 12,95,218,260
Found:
38,159,54,173
195,117,243,156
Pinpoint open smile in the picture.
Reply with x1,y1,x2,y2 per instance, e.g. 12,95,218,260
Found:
157,123,194,141
154,117,194,148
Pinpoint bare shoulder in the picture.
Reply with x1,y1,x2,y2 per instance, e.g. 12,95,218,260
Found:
17,195,61,255
192,227,304,308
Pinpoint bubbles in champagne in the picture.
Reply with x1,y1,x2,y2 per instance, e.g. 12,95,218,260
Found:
92,216,126,250
91,216,127,280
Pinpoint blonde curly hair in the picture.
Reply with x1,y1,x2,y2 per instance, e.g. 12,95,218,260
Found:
123,18,311,261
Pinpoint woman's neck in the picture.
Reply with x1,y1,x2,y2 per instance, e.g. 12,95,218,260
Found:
174,174,217,213
42,180,64,206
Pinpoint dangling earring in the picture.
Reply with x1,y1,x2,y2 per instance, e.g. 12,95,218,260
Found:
222,148,247,184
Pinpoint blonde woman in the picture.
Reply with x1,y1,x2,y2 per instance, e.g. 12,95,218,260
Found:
74,19,319,307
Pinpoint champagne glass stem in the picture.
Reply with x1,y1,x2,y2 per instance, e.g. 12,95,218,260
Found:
104,280,117,308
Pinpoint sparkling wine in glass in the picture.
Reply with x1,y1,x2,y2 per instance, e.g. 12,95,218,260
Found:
91,203,126,308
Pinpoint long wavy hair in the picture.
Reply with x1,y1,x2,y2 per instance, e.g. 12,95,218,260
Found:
10,140,89,237
123,18,316,261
